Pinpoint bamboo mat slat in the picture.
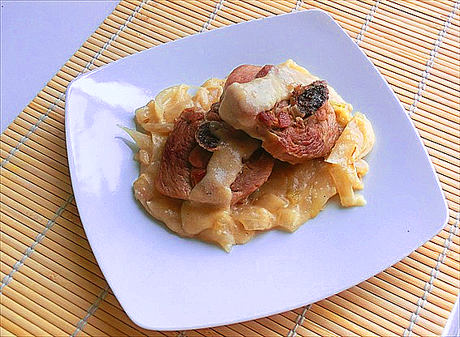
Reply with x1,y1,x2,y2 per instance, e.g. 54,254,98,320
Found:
1,257,103,337
1,0,459,336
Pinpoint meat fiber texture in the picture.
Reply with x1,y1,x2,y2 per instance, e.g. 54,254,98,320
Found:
219,63,342,164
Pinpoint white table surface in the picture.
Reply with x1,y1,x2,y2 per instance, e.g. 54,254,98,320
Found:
1,0,118,133
1,2,458,336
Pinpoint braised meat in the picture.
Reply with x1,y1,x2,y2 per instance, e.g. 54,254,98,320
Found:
259,81,341,163
157,64,341,205
219,64,342,164
188,145,212,187
230,148,275,205
224,65,262,89
156,107,205,199
205,102,222,121
156,106,274,205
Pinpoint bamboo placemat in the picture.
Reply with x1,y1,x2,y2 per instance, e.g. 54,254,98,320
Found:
1,1,459,336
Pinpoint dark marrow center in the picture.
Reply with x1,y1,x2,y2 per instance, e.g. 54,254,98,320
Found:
195,121,221,151
293,80,329,118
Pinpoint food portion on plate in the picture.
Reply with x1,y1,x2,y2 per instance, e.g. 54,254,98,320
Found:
127,59,375,251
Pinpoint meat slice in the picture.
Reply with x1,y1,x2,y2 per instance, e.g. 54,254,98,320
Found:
224,64,276,89
191,118,275,204
230,148,275,205
259,81,341,163
219,63,342,164
205,102,221,121
156,105,275,205
188,145,212,168
224,65,262,89
156,107,205,199
189,146,212,188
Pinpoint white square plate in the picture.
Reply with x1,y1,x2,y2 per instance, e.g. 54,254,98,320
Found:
65,10,448,330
